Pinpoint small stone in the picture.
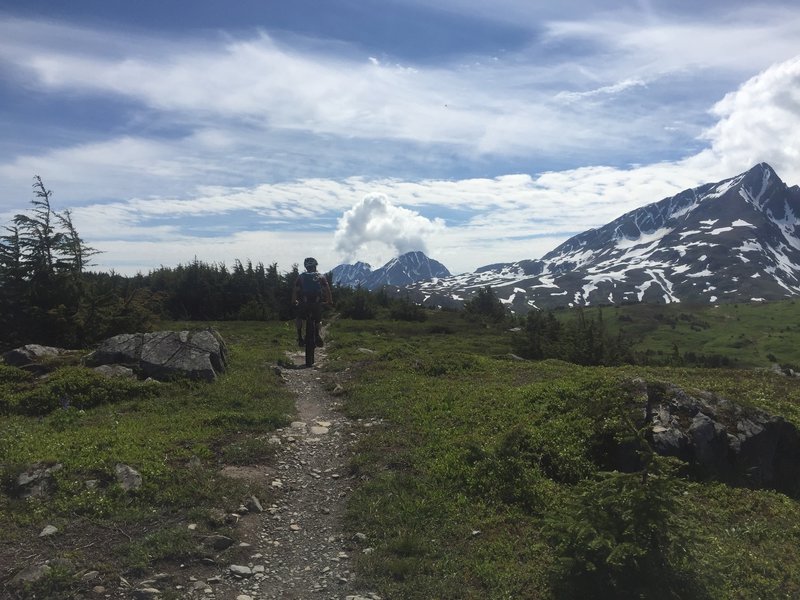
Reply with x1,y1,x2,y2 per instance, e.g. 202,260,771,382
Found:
236,595,254,600
229,565,253,577
253,565,266,573
290,524,301,531
92,586,106,595
115,463,142,491
132,588,161,599
310,426,329,435
188,523,198,530
82,570,100,581
39,525,58,537
247,496,264,513
362,548,375,554
203,534,235,550
354,532,368,541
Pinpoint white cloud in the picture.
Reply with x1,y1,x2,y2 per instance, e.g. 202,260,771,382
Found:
701,55,800,184
2,10,800,279
333,194,445,262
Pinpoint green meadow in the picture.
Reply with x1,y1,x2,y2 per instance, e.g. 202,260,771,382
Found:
1,301,800,598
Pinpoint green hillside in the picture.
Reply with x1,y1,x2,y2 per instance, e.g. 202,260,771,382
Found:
569,299,800,369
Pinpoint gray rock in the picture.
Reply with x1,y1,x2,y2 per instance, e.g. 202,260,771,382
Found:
39,525,58,537
132,588,161,599
10,564,51,586
85,329,227,382
247,495,264,513
92,364,136,379
2,344,66,367
229,565,253,577
203,534,235,551
14,463,62,498
115,463,142,491
642,381,800,492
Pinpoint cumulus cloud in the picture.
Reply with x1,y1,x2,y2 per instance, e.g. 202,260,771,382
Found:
334,194,445,262
701,55,800,184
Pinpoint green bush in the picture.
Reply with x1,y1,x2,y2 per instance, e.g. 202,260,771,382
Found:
17,367,152,415
544,455,688,598
338,287,377,320
389,298,427,322
412,353,478,376
464,427,554,512
0,366,31,414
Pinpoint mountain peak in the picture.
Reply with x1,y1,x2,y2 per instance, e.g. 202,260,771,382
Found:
332,251,451,290
403,164,800,311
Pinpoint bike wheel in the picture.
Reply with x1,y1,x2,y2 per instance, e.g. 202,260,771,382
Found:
305,315,315,367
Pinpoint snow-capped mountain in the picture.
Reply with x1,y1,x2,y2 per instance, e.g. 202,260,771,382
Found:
333,251,451,290
330,261,372,288
408,163,800,311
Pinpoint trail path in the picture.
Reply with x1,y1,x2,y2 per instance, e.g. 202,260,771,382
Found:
218,339,380,600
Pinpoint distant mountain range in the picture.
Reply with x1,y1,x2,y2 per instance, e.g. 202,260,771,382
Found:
332,250,450,290
335,163,800,311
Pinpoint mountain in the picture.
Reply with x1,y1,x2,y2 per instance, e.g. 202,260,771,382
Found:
330,261,372,288
407,163,800,311
332,251,451,290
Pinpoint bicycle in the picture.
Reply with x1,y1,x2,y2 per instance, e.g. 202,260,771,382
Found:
300,300,330,367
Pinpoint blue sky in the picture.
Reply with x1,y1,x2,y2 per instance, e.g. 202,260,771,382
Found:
1,0,799,275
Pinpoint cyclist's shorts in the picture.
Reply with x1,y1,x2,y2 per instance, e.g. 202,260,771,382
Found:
298,295,323,321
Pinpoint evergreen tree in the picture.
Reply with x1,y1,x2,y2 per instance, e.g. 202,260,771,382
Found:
463,286,507,323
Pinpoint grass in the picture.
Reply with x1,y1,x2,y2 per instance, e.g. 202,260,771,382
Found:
0,319,299,598
581,299,800,368
3,301,800,598
326,305,800,599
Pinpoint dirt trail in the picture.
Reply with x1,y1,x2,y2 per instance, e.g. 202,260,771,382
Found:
220,339,380,600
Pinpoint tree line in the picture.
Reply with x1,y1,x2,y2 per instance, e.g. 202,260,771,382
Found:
0,178,737,367
0,178,330,351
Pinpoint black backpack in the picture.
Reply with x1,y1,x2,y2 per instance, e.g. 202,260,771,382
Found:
299,272,323,297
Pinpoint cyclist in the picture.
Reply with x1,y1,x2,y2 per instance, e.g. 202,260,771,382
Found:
292,257,333,347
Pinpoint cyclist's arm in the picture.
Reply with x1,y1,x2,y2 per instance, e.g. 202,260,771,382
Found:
291,276,301,304
321,276,333,304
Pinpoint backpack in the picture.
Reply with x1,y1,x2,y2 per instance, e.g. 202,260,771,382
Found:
299,272,323,297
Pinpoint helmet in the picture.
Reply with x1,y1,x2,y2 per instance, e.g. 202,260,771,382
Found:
303,257,318,270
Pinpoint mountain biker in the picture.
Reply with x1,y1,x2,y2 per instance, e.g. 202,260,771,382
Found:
292,257,333,347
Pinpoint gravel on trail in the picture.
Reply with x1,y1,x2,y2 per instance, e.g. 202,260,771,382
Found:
204,341,382,600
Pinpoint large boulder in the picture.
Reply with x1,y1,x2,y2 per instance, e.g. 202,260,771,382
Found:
85,329,227,382
640,381,800,494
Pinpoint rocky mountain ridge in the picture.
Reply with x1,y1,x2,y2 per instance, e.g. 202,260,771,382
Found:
407,162,800,311
332,250,450,290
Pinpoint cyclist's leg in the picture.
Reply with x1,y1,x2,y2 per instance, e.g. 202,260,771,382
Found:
311,299,324,346
295,315,304,346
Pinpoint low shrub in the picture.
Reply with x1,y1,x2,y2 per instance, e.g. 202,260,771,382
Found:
17,367,153,415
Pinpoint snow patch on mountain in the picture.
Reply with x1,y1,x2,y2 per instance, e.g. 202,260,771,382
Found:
402,163,800,311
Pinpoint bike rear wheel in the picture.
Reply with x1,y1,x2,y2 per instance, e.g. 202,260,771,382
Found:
305,314,316,367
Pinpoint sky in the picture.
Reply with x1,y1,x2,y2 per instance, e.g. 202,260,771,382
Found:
0,0,799,276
